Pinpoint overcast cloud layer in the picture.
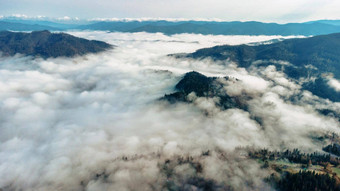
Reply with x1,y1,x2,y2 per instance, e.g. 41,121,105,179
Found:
1,0,340,23
0,32,339,190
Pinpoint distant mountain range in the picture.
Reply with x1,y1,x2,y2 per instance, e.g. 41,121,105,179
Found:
126,21,340,36
2,18,340,36
0,30,112,58
175,33,340,102
0,21,59,31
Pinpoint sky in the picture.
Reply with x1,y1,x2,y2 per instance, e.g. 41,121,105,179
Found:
1,0,340,23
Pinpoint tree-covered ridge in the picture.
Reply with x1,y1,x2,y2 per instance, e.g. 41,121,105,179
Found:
0,30,113,58
162,71,245,110
248,148,340,166
188,33,340,78
323,144,340,157
181,33,340,102
273,171,340,191
246,147,340,191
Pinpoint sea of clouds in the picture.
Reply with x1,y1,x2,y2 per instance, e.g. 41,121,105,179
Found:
0,31,339,190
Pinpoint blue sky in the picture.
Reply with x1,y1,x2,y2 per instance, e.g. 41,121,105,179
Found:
1,0,340,23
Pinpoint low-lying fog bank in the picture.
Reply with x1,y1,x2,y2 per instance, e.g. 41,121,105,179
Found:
0,31,338,190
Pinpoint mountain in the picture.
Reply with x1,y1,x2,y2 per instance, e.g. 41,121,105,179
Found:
1,19,78,30
3,19,340,36
308,20,340,26
77,20,340,36
0,30,113,58
76,20,182,32
77,21,149,31
0,16,92,30
0,21,59,31
127,21,340,36
177,33,340,102
162,71,245,110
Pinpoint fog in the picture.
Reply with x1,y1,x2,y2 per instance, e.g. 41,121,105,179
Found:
0,31,339,190
327,75,340,92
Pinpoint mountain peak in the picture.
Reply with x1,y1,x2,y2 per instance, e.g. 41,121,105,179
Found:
0,30,113,58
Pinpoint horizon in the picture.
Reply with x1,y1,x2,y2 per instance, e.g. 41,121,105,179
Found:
1,14,340,24
1,0,340,23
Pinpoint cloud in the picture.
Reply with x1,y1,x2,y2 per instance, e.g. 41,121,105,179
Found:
57,16,71,21
1,0,339,22
327,75,340,92
0,14,47,20
0,31,339,190
88,17,226,22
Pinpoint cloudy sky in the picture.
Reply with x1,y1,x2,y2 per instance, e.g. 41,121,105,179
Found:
1,0,340,22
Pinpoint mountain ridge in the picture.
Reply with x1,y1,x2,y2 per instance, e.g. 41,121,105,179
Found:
162,71,246,111
0,30,113,58
2,19,340,36
175,33,340,102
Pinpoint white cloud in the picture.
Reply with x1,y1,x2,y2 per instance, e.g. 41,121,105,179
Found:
1,0,340,22
57,16,71,21
327,76,340,92
0,31,339,190
88,17,226,22
10,14,29,19
5,14,47,20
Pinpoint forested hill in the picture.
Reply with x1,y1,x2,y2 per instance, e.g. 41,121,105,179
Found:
0,30,112,58
162,71,245,110
179,33,340,102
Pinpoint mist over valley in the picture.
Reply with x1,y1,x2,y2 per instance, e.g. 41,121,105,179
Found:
0,29,339,190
